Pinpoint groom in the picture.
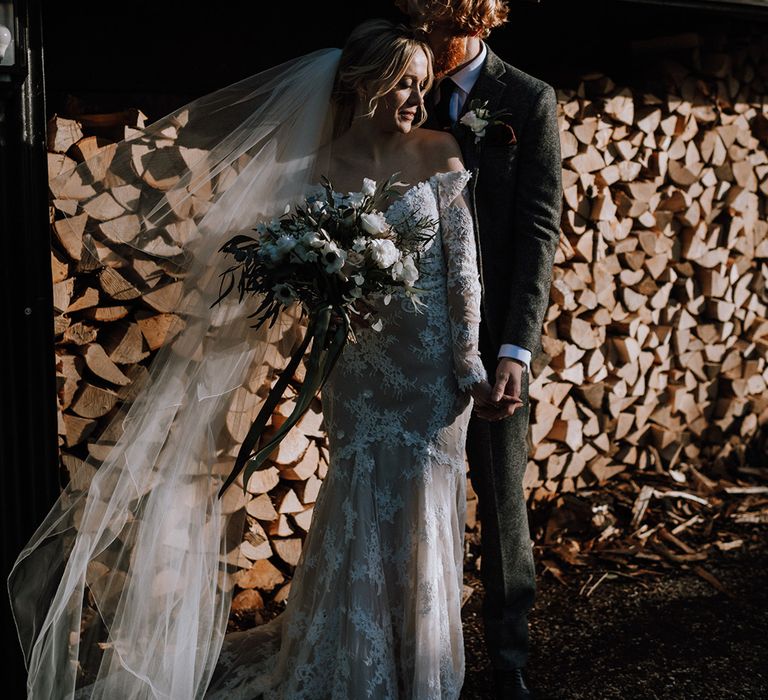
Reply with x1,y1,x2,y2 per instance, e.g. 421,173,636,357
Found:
397,1,563,698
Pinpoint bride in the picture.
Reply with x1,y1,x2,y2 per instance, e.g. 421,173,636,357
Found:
10,18,511,700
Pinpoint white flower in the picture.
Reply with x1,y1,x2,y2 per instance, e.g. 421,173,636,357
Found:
360,211,391,237
274,234,297,256
361,178,376,196
301,230,326,249
259,242,278,263
273,283,296,305
368,238,400,269
392,255,419,285
351,237,367,252
267,218,282,233
260,234,297,263
346,191,365,207
293,247,318,263
310,199,326,215
460,111,489,136
320,241,346,273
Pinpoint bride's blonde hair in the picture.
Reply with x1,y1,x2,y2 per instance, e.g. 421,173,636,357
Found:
332,19,435,137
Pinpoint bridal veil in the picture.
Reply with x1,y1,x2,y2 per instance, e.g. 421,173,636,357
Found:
8,47,341,699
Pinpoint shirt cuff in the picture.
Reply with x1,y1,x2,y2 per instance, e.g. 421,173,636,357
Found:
497,344,531,373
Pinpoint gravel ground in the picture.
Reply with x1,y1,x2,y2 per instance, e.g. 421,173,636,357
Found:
460,523,768,700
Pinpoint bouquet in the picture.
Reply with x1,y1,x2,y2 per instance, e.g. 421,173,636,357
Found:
211,174,437,496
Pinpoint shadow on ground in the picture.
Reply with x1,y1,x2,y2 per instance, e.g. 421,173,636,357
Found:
460,522,768,699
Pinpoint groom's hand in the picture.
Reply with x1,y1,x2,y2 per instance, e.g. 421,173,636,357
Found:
491,358,525,417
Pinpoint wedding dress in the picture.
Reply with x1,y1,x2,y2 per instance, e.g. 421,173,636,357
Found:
205,168,487,699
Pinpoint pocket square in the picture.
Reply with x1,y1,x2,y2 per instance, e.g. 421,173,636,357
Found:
485,122,517,146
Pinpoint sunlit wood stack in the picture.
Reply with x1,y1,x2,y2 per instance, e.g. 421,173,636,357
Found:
49,110,182,470
46,107,345,616
526,37,768,500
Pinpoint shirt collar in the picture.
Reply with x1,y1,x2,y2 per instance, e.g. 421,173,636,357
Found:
447,41,487,94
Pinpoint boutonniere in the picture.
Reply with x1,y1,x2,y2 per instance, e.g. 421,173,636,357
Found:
459,99,517,146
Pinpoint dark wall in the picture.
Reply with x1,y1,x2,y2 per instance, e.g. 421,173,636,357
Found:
42,0,768,121
1,1,59,696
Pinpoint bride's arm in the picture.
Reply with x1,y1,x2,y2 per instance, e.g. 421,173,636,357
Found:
438,170,488,393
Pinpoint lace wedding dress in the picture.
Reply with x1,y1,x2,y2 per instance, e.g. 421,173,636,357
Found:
205,168,487,700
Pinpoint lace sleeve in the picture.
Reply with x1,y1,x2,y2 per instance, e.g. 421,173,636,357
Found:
437,170,488,391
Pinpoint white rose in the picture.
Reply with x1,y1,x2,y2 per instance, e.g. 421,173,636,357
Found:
460,112,489,134
361,178,376,196
360,211,391,237
368,238,400,269
392,255,419,285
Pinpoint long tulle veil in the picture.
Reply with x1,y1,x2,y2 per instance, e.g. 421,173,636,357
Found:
8,47,341,699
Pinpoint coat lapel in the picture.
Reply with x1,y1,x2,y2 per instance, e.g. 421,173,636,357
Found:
457,47,507,169
422,48,508,335
457,48,507,329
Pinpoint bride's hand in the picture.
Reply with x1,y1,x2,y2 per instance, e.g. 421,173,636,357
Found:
470,380,524,422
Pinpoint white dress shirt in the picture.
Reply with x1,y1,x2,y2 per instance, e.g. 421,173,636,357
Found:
436,42,532,374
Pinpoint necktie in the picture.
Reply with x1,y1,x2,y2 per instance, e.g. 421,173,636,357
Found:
433,78,456,128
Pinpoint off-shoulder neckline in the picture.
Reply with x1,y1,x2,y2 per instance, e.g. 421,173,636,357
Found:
383,169,471,217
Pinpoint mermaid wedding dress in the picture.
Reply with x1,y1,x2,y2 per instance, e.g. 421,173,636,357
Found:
205,168,487,699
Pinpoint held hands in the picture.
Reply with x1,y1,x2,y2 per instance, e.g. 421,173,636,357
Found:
470,358,526,422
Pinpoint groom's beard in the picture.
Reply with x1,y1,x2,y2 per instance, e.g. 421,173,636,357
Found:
432,36,470,78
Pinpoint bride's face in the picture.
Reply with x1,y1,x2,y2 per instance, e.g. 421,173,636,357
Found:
366,48,430,135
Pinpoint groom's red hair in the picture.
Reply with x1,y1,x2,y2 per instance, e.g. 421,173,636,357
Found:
395,0,510,38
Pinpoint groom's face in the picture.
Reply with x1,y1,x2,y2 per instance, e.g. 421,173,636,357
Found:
421,23,471,77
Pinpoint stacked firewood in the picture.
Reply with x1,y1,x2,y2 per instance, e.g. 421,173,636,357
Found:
46,31,767,621
526,38,768,501
47,108,341,614
48,109,182,470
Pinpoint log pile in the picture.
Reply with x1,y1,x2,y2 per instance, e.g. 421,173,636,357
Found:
46,31,767,626
48,109,194,469
526,34,768,502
